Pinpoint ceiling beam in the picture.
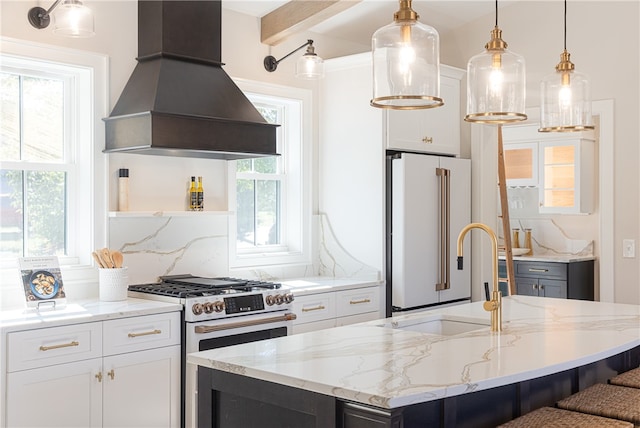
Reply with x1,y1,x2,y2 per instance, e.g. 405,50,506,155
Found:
261,0,361,46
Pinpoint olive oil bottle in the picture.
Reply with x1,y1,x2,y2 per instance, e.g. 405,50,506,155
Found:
189,176,197,211
196,176,204,211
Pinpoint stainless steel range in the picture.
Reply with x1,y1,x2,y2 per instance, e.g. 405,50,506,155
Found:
128,274,296,427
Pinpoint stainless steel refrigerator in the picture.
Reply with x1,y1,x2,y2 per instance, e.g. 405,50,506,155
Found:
386,152,471,314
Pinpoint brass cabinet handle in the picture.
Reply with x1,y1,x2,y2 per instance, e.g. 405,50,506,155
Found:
528,268,549,273
107,369,115,380
349,298,371,305
128,329,161,338
422,136,433,144
302,305,326,312
39,340,79,352
95,372,103,382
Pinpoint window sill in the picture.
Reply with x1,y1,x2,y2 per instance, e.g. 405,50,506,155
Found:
108,210,232,218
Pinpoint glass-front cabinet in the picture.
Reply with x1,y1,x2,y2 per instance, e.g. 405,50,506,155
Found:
502,124,595,214
539,139,594,214
504,142,538,187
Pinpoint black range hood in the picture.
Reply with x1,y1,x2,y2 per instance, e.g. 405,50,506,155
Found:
103,0,278,160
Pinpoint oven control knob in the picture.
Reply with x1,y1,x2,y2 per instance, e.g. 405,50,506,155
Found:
213,301,225,312
203,302,214,314
284,293,294,303
275,294,284,305
265,295,276,306
192,303,204,316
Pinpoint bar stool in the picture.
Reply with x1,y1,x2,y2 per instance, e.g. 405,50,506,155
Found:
498,406,633,427
610,367,640,389
556,383,640,426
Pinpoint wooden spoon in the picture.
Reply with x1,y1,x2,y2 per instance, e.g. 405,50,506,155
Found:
92,251,105,268
111,250,124,268
100,248,115,268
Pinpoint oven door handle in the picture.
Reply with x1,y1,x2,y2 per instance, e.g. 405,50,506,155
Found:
194,313,297,334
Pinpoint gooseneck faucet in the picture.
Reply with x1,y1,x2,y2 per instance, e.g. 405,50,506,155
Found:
457,223,502,332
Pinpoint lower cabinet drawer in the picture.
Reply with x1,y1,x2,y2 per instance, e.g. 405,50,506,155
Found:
336,288,380,317
7,322,102,372
516,261,567,279
103,312,181,356
293,293,337,324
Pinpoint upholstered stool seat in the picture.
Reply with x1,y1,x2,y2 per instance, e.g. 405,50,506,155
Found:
498,406,633,427
556,383,640,426
611,367,640,389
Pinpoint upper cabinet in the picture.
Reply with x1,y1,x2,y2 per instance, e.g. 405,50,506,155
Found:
502,124,595,214
385,65,465,156
503,142,539,187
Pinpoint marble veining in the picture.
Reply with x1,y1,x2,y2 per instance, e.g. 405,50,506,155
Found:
108,212,380,285
188,296,640,409
500,218,594,259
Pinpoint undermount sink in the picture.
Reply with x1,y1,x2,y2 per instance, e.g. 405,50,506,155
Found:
378,315,489,336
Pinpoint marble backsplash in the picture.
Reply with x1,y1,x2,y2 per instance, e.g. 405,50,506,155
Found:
109,213,380,286
499,218,594,257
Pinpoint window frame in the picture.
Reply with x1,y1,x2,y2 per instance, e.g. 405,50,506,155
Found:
0,37,108,277
228,79,312,269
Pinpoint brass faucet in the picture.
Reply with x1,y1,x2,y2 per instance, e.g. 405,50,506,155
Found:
456,223,502,332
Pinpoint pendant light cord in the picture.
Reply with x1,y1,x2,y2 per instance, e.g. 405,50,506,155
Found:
495,0,498,26
564,0,567,50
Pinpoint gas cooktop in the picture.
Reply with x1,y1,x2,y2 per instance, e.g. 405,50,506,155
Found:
128,274,283,298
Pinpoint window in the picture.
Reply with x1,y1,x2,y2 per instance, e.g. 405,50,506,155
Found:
228,81,311,268
0,38,107,273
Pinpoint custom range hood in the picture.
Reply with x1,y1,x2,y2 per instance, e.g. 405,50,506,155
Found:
103,0,278,160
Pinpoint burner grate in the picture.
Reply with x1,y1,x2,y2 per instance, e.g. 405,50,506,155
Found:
128,276,282,298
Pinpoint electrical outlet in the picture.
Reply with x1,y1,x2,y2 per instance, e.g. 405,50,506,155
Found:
623,239,635,258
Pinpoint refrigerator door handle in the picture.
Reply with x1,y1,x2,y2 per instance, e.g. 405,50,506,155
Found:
436,167,451,291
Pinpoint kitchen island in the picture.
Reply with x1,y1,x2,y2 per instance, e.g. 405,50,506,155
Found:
187,296,640,427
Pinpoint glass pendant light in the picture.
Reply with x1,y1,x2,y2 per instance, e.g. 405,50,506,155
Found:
371,0,441,110
539,0,593,132
53,0,95,38
295,43,324,79
465,0,526,123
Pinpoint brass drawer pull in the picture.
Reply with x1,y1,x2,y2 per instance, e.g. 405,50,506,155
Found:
422,136,433,144
107,369,115,380
95,372,103,382
39,340,79,351
349,298,371,305
128,329,162,338
528,268,549,273
302,305,326,312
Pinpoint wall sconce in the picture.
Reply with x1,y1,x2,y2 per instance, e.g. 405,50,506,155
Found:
371,0,442,110
465,0,526,124
28,0,95,38
263,39,324,80
539,0,594,132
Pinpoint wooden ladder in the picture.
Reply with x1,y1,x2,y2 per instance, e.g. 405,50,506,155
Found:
497,125,516,296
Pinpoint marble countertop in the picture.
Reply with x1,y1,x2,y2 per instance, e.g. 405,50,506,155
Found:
188,296,640,409
499,254,596,263
280,276,383,296
0,298,182,334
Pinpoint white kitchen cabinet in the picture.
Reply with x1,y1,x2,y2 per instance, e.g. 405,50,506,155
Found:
503,142,539,187
103,346,180,428
539,139,594,214
385,66,465,156
5,312,181,428
502,123,595,214
7,358,103,428
292,285,383,334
